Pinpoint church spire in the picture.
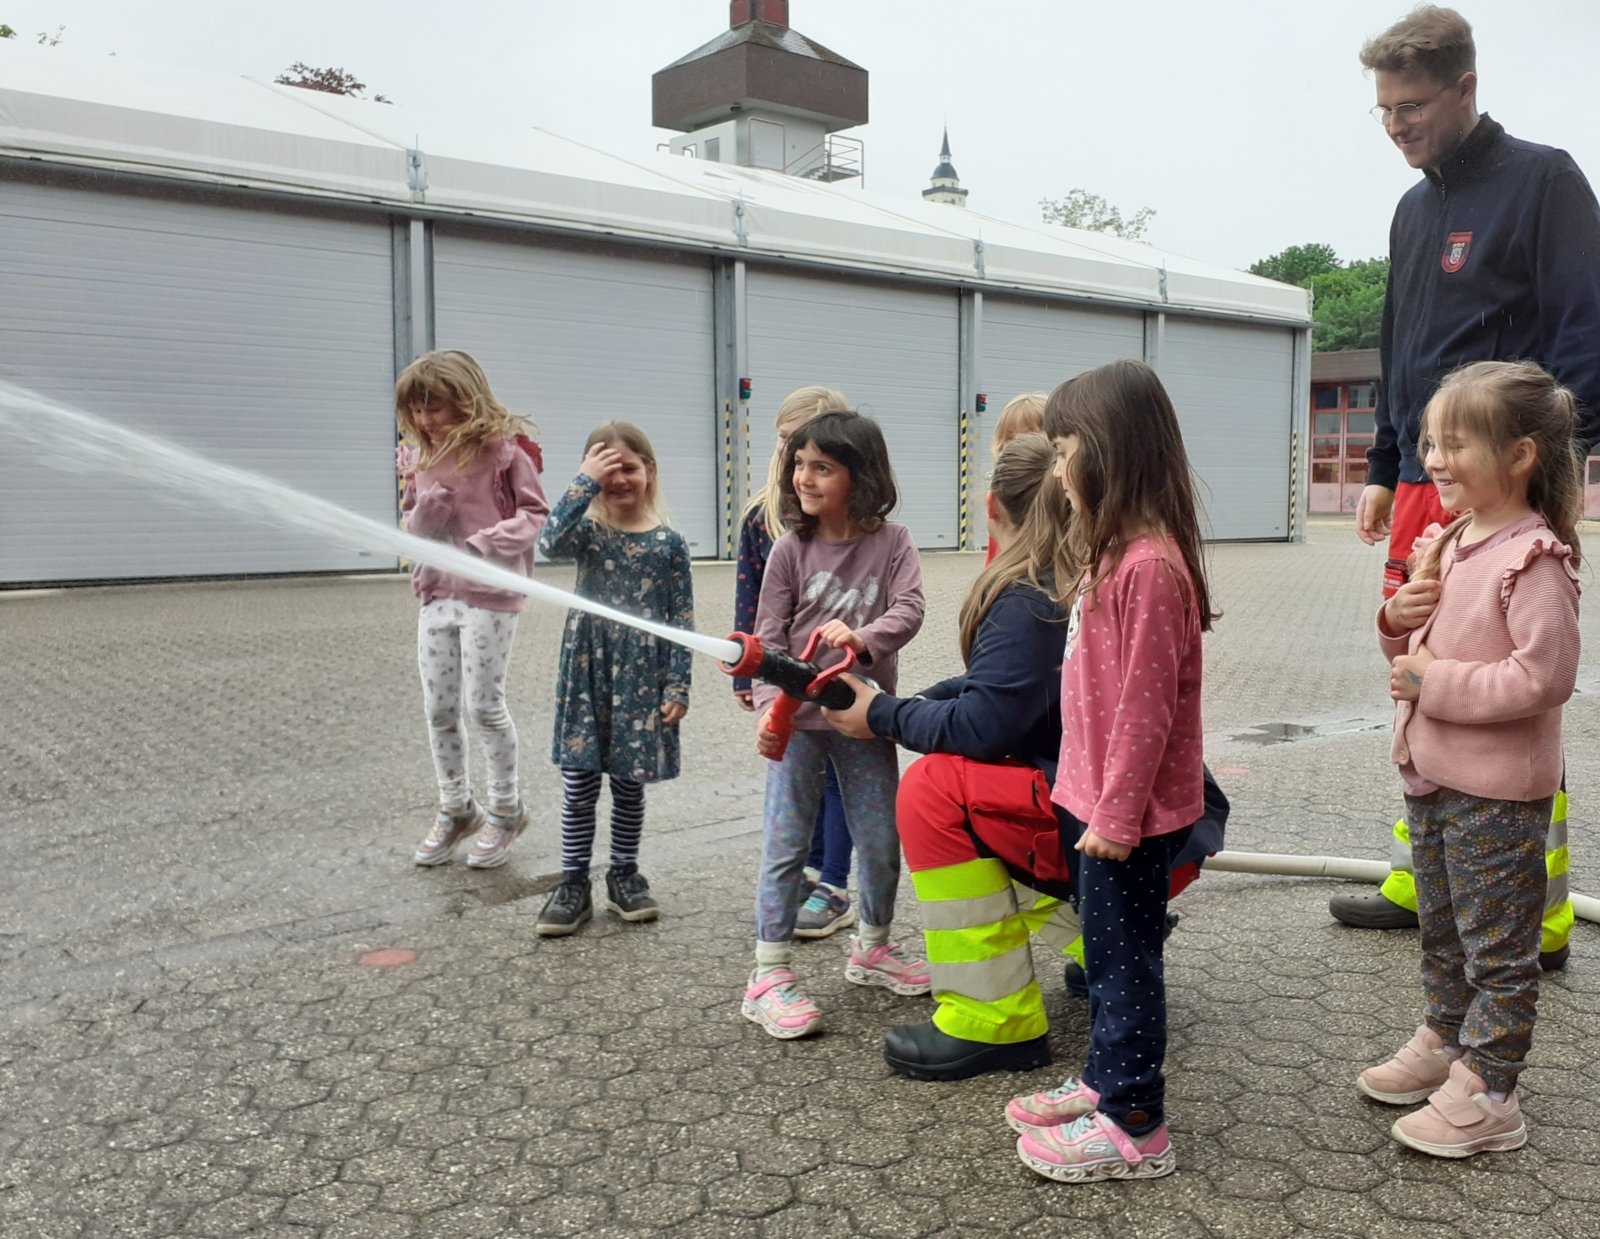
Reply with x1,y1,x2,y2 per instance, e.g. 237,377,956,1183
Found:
922,127,969,207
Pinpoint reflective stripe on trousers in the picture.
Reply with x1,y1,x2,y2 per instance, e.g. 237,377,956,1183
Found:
1381,790,1572,952
913,857,1081,1044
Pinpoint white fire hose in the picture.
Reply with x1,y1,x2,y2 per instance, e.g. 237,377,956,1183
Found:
1208,851,1600,925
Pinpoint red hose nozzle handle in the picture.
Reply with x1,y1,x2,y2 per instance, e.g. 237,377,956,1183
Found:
736,627,859,761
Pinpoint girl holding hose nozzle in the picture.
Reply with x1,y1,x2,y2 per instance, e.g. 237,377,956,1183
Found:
742,411,929,1040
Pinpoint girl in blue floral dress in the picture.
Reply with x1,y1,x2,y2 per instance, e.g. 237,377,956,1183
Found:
535,421,694,937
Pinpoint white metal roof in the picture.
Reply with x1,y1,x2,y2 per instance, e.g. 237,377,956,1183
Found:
0,42,1310,324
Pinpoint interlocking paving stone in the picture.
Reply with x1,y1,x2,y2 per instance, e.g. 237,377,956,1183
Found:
4,524,1599,1236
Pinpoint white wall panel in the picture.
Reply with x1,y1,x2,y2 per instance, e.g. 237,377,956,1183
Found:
0,181,398,583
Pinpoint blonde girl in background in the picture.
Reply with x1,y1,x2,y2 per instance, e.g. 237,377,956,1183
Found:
735,386,858,939
986,393,1047,564
396,350,549,869
535,422,694,936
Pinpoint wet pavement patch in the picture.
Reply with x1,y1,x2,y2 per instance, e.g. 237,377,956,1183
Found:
1228,718,1388,746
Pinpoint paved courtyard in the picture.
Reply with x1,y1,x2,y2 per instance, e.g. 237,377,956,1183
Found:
2,518,1598,1238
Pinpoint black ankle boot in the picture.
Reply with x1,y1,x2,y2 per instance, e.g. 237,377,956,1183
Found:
883,1021,1051,1082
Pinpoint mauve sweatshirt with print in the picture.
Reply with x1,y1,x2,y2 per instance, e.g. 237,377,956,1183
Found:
1053,535,1205,849
752,522,925,730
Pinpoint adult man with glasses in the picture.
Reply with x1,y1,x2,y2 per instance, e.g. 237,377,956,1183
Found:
1334,6,1600,970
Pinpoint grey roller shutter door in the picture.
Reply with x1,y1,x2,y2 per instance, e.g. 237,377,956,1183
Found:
0,182,399,584
746,270,960,549
981,297,1145,411
1159,319,1295,540
431,232,718,556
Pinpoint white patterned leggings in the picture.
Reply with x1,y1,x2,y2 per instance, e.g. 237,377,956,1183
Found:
416,599,520,815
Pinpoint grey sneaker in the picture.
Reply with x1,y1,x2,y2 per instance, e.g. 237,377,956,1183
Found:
536,875,593,936
794,885,855,939
466,802,529,868
414,802,485,866
604,866,660,922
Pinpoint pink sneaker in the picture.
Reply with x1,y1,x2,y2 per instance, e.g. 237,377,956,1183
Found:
1005,1076,1101,1134
1016,1110,1177,1183
1391,1060,1527,1158
741,968,824,1040
844,938,932,996
1358,1024,1453,1105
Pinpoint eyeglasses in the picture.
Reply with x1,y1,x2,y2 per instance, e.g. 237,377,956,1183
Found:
1370,81,1456,125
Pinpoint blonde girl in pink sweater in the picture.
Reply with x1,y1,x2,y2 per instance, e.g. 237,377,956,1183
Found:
396,351,549,870
1360,360,1582,1159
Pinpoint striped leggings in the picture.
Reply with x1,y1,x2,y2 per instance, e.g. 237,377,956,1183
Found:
560,768,646,875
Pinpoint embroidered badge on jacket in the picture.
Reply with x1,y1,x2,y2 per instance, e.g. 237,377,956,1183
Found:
1440,231,1473,273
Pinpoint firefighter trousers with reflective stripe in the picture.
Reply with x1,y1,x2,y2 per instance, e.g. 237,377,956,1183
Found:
1381,789,1573,953
899,754,1079,1045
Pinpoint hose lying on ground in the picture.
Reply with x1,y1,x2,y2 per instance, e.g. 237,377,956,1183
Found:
1208,850,1600,925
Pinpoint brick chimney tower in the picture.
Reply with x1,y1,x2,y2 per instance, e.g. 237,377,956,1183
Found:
653,1,867,179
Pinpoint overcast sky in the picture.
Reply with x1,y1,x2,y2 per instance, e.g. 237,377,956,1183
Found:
6,0,1599,272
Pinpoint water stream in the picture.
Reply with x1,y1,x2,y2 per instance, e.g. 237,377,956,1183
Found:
0,379,743,665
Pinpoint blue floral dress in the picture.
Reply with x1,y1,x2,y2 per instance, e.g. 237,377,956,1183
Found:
539,474,694,783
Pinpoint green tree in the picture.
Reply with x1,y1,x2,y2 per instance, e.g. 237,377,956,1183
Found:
1309,258,1387,352
1039,190,1155,241
275,63,391,103
1249,242,1340,287
1248,243,1387,351
1,22,64,42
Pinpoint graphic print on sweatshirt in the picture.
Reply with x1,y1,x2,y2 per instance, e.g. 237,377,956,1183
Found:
1064,595,1082,661
801,570,881,630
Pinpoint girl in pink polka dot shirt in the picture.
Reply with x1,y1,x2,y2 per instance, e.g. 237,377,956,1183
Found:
1011,358,1218,1186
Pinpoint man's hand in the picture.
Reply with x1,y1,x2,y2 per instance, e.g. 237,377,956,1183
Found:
1075,830,1133,861
1355,484,1396,546
1390,646,1435,701
820,673,879,740
660,701,687,725
1384,579,1442,631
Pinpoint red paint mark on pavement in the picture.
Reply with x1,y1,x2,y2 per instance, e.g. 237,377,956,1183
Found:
359,948,417,968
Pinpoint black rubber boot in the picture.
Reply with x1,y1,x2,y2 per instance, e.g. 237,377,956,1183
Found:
883,1020,1051,1082
1328,891,1419,930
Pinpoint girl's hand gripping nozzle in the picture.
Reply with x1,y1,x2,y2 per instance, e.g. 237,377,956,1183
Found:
721,628,858,761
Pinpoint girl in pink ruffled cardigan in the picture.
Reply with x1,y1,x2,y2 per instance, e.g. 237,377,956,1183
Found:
1359,360,1582,1161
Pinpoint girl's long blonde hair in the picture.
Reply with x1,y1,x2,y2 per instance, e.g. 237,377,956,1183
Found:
582,420,666,529
957,433,1069,663
395,350,535,469
746,385,849,535
1411,360,1583,580
991,392,1047,458
1044,359,1217,632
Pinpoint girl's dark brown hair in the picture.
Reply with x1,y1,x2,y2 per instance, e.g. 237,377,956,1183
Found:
779,410,898,540
1411,360,1583,580
1043,358,1217,631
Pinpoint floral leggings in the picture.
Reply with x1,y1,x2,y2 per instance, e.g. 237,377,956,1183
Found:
1406,787,1551,1093
417,599,520,815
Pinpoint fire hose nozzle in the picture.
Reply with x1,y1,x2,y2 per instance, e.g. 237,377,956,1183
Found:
722,629,858,760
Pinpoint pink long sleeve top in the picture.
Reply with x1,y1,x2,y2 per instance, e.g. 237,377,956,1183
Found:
399,437,549,613
1380,515,1579,802
1052,534,1205,849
